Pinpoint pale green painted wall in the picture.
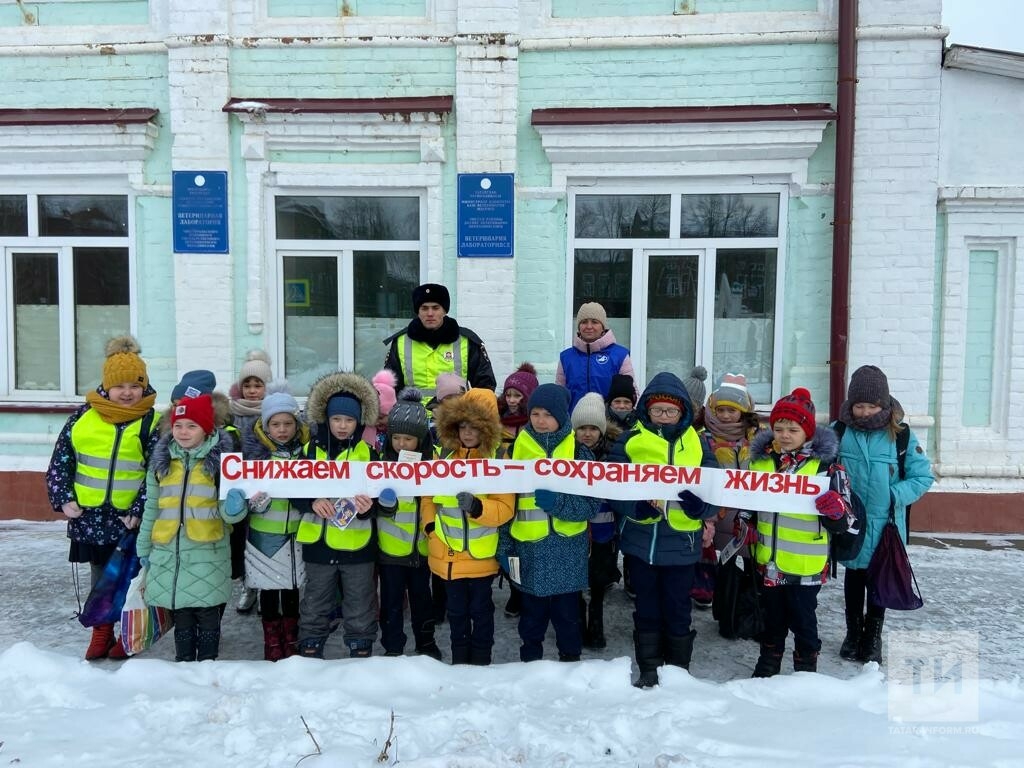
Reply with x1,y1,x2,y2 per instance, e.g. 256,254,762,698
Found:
0,0,148,26
962,249,998,427
267,0,426,17
551,0,816,17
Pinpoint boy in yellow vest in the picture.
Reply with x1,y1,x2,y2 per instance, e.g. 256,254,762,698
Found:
376,388,442,660
744,387,851,677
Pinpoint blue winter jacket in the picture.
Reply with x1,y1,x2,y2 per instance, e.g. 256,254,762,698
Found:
558,331,631,410
609,372,721,567
837,424,933,570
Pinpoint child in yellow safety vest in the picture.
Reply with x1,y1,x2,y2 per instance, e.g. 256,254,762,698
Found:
136,394,249,662
240,384,310,661
46,335,159,661
375,387,442,660
743,387,852,677
420,388,514,666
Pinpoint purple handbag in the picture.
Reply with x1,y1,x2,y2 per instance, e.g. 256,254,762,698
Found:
78,531,141,627
867,512,923,611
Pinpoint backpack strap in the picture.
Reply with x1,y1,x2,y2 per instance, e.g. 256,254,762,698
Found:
895,424,910,480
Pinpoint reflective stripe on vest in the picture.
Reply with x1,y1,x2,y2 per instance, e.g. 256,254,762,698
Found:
431,446,501,557
399,333,466,405
249,456,300,535
510,431,586,542
750,457,829,577
622,423,704,532
377,497,428,557
151,458,223,545
71,409,147,510
295,443,373,551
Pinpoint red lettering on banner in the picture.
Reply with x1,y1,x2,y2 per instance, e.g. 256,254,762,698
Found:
748,473,768,492
535,459,552,476
222,455,241,480
433,461,451,479
367,463,383,480
295,461,311,479
280,462,299,479
312,461,329,480
640,465,658,483
799,476,821,495
677,467,701,485
414,463,432,484
620,464,641,483
449,460,466,480
483,461,501,476
604,464,622,483
588,462,605,485
331,462,350,480
768,474,783,493
724,469,746,491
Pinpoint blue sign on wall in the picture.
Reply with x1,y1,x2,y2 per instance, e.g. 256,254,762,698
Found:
457,173,514,258
172,171,229,254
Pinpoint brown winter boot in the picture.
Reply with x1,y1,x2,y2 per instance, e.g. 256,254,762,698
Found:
281,617,299,658
85,624,116,660
262,619,285,662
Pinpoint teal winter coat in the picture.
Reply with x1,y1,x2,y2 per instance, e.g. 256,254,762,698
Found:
837,425,933,570
136,431,246,610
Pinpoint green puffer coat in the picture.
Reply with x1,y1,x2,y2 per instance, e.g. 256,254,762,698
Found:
136,431,246,610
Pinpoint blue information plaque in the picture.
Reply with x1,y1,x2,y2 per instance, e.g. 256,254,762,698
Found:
172,171,229,254
457,173,514,258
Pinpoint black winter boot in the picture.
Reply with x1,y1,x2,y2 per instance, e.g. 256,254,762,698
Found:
469,646,492,666
858,615,884,664
584,589,606,650
298,636,326,659
793,649,819,673
196,628,220,661
451,645,471,665
415,641,443,661
840,614,863,660
174,626,197,662
633,630,664,688
752,643,784,678
665,630,697,670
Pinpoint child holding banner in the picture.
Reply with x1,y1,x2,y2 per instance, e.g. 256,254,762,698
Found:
375,388,443,660
744,387,851,677
291,372,382,659
571,392,619,650
137,394,249,661
421,388,514,665
609,372,720,688
505,384,599,663
239,384,310,661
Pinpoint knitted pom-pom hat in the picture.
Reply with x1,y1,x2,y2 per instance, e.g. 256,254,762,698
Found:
770,387,817,440
238,349,272,387
371,369,399,416
102,335,149,391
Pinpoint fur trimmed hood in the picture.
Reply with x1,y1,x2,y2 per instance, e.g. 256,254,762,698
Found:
750,424,839,464
305,371,380,428
434,388,502,456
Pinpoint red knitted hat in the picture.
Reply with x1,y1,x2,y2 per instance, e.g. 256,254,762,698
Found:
172,394,215,436
769,387,816,440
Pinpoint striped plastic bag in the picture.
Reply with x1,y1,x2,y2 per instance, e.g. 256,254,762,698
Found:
120,568,174,656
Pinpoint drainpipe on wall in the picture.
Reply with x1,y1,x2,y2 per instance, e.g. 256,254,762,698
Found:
829,0,857,420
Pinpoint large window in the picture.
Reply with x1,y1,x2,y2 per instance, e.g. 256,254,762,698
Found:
274,194,423,394
2,194,132,397
570,190,784,405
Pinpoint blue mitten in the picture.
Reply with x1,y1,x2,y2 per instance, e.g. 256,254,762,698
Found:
677,490,705,519
225,488,248,517
534,489,557,511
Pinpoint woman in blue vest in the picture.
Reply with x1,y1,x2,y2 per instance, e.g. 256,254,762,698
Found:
609,372,720,688
46,335,159,661
556,302,636,410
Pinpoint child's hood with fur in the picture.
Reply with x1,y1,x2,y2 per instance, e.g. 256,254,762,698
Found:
305,371,379,428
434,388,502,456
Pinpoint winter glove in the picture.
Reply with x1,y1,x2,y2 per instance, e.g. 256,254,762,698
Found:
677,490,705,520
456,491,484,519
249,491,272,514
424,521,435,536
633,501,663,521
533,489,558,512
377,488,399,516
225,488,248,517
814,490,846,520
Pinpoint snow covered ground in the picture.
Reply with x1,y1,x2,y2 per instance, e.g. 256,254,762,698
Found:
1,521,1023,767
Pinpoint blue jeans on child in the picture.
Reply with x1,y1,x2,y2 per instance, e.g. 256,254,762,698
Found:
626,554,695,636
518,591,582,661
445,575,495,664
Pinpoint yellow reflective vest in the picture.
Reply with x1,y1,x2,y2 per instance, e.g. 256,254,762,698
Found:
248,456,301,536
510,431,586,542
151,456,223,545
295,442,373,551
396,333,468,405
71,408,150,510
378,496,428,557
750,456,830,578
431,446,502,558
621,423,704,532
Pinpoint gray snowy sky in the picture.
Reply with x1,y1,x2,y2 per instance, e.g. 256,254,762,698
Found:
943,0,1024,52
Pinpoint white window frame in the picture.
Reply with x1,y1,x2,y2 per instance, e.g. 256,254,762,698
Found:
0,187,137,401
268,190,428,380
567,181,788,404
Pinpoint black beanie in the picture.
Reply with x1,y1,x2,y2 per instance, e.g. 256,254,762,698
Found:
847,365,890,407
606,374,637,406
527,383,571,428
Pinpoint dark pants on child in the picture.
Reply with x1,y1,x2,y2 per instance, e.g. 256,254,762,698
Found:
379,561,435,654
844,567,886,620
260,588,299,619
627,555,695,635
519,591,582,661
299,561,378,649
445,575,495,664
760,583,822,655
173,606,222,661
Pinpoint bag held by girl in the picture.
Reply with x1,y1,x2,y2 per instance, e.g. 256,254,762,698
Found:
867,511,924,611
120,568,174,655
79,530,140,627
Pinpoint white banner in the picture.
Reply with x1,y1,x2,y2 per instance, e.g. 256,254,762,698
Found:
219,454,824,516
